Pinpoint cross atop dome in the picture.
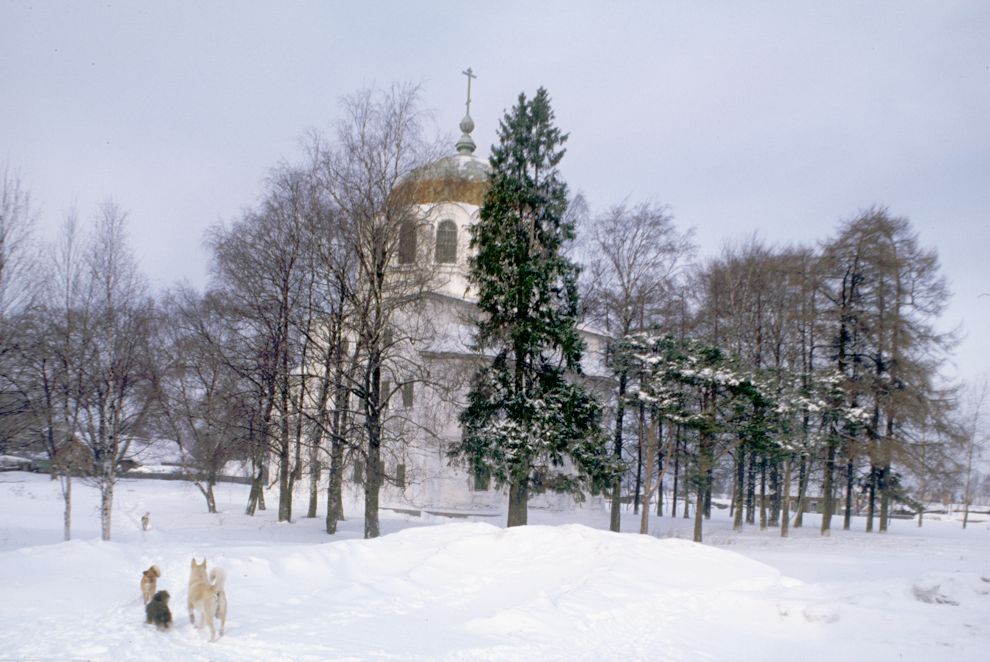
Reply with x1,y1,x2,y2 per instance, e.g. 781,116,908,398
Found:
456,67,477,155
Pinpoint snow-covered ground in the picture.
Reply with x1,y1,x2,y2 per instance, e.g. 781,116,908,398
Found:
1,473,987,661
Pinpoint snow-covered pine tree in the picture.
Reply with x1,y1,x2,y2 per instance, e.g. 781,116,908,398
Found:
452,88,610,527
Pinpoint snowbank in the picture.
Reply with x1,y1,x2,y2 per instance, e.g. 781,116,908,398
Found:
0,473,988,661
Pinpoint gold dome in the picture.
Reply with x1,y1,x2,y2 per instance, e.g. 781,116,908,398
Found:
401,153,490,206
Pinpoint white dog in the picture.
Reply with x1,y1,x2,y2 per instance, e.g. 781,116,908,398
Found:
187,558,227,641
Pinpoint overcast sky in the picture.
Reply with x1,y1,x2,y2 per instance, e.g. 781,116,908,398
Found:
2,1,988,382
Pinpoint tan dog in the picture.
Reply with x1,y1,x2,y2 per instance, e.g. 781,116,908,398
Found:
187,558,227,641
140,565,160,604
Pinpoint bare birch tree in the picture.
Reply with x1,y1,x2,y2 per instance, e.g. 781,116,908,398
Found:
319,84,440,538
208,172,308,522
582,201,693,532
31,212,88,540
0,165,38,449
77,201,157,540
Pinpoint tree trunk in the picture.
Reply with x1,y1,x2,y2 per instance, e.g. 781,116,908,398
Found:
793,454,808,528
656,440,664,518
325,428,345,534
277,354,293,522
866,465,877,533
733,446,745,531
278,437,292,523
693,483,704,543
820,436,838,536
507,477,529,527
670,433,680,517
326,354,349,534
780,458,791,538
610,371,627,532
769,459,780,527
759,459,768,530
292,420,303,486
639,416,658,534
246,482,258,516
248,395,273,515
246,461,263,516
729,476,736,520
364,442,381,538
682,460,691,519
364,366,383,539
325,394,347,534
879,463,890,533
633,404,644,515
100,473,114,542
307,446,321,519
704,470,712,519
61,474,72,542
843,456,854,530
206,482,217,514
277,284,294,523
292,334,311,496
745,452,756,524
693,421,714,542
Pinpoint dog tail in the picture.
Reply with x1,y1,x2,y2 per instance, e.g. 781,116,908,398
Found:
210,567,226,593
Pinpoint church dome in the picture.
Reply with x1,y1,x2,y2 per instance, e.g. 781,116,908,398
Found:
399,69,490,206
402,153,490,206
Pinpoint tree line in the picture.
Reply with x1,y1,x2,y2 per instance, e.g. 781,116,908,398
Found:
584,202,975,541
0,84,983,544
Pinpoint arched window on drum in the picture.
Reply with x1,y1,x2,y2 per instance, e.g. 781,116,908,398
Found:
398,220,416,265
435,219,457,264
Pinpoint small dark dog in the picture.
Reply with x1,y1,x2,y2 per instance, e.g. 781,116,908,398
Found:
145,590,172,630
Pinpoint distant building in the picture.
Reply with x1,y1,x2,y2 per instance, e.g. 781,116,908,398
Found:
53,437,95,476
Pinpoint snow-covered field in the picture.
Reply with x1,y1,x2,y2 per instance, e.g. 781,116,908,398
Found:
1,473,987,661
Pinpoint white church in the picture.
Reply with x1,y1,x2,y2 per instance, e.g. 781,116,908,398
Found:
368,77,613,517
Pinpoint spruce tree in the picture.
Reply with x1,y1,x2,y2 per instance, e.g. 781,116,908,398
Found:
452,88,609,527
